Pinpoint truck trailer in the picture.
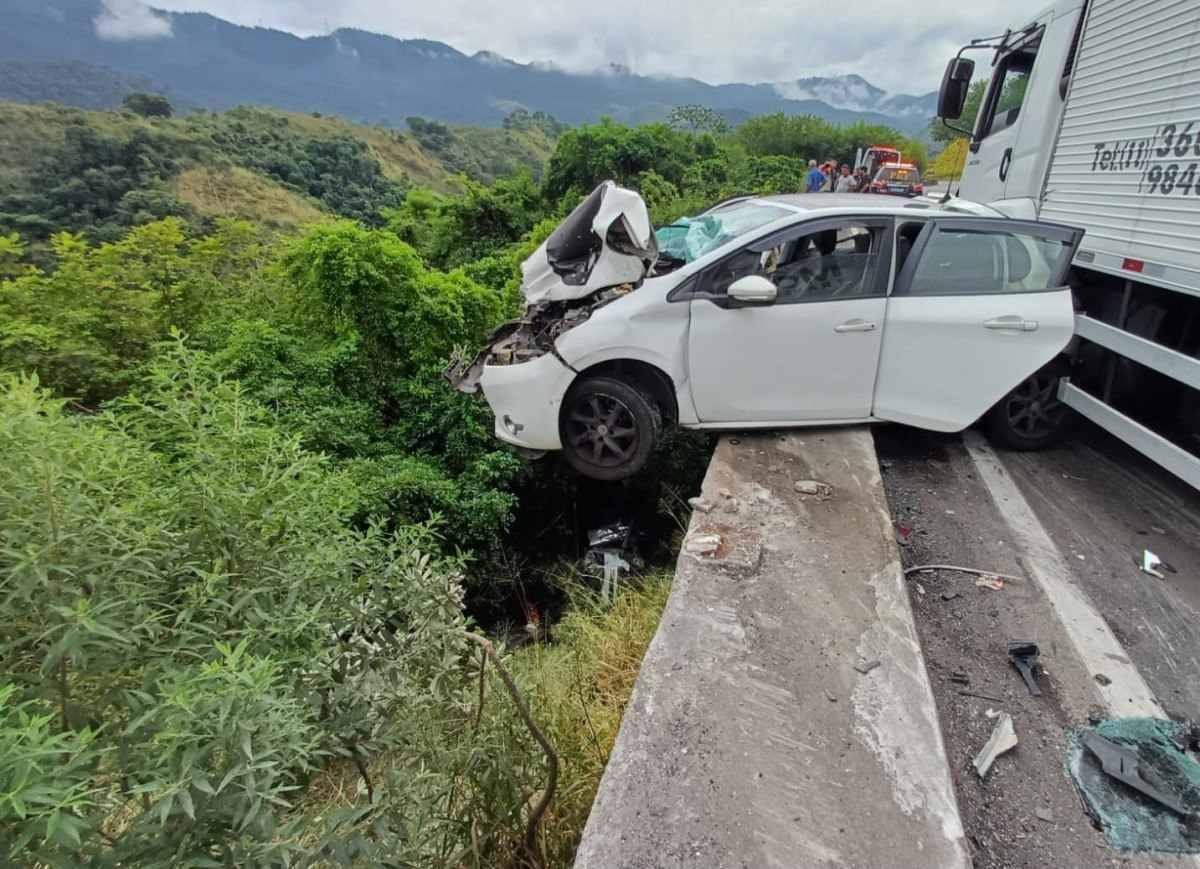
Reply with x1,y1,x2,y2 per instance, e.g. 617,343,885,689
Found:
937,0,1200,487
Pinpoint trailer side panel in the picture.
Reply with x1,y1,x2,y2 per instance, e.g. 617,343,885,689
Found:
1041,0,1200,297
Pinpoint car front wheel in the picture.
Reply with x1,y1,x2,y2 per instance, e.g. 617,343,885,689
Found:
983,361,1071,451
559,376,661,481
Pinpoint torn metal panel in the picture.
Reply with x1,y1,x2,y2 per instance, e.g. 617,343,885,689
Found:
524,180,656,305
445,285,633,393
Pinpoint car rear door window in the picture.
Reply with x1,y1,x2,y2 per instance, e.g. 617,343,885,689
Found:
896,222,1077,296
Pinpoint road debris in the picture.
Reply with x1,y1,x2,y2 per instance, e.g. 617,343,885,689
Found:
958,689,1007,703
1008,641,1043,697
1140,550,1176,579
1082,731,1190,815
950,670,970,685
1069,718,1200,853
599,551,630,603
588,522,633,551
854,659,881,675
824,688,838,703
794,479,834,498
973,713,1018,778
1035,807,1054,823
1094,673,1112,687
685,533,722,558
688,497,714,514
895,524,913,547
903,563,1024,582
975,576,1005,591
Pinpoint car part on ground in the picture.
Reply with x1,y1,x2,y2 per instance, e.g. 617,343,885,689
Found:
1068,718,1200,853
560,376,661,481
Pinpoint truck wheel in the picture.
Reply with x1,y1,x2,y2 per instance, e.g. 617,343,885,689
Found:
560,376,661,481
984,361,1072,451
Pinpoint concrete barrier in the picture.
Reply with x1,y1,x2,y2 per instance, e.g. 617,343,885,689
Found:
574,429,969,869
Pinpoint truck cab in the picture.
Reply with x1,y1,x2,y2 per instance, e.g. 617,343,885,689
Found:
942,0,1086,217
937,0,1200,491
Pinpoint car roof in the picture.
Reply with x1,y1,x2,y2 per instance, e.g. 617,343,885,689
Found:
754,193,946,215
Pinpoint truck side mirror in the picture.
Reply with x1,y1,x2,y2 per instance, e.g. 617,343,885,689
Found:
938,57,976,120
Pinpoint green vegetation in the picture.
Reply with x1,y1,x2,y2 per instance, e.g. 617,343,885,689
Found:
0,103,561,246
0,98,926,867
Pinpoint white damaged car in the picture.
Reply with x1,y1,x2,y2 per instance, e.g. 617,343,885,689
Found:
449,181,1083,481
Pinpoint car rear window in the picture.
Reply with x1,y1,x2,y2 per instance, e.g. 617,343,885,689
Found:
879,167,919,183
656,203,791,263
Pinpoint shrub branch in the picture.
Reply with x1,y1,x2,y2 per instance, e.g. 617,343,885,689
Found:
464,632,558,869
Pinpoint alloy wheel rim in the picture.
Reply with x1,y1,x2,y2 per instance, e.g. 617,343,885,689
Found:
565,393,639,467
1004,374,1066,438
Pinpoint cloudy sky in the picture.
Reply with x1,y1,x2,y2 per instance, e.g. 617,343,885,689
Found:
146,0,1050,94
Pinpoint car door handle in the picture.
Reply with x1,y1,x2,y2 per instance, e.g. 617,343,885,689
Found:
999,147,1013,182
834,319,877,333
984,316,1039,332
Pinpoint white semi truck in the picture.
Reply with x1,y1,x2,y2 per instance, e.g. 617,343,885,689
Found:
937,0,1200,487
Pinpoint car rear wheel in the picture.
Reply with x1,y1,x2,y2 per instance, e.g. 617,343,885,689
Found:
984,361,1071,451
560,376,661,481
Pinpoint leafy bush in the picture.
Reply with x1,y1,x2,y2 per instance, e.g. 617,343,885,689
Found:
0,352,489,865
122,93,174,118
0,218,273,405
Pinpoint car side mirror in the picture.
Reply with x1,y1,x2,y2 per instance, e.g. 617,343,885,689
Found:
938,57,975,120
727,275,777,305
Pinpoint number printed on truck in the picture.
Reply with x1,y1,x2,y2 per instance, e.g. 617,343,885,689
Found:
1092,122,1200,195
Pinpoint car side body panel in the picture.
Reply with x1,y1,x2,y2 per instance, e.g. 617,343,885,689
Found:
872,290,1074,431
554,275,697,422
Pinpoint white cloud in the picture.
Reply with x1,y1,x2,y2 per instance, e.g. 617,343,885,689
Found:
149,0,1047,93
94,0,173,41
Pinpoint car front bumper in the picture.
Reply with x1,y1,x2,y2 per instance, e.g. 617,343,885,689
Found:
478,352,577,451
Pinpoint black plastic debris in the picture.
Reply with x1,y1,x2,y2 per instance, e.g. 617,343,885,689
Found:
1067,718,1200,853
584,522,639,603
1008,640,1043,696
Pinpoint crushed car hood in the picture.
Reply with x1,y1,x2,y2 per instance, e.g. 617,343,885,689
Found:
445,181,655,394
522,180,657,304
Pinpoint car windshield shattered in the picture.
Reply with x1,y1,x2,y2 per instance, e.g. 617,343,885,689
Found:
656,202,791,264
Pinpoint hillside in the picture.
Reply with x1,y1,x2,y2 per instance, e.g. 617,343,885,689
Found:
0,100,560,240
2,0,936,134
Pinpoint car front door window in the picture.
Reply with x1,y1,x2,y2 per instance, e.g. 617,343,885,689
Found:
696,220,890,303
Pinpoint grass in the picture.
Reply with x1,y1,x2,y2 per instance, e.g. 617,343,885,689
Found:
172,165,327,228
297,571,671,868
508,573,671,867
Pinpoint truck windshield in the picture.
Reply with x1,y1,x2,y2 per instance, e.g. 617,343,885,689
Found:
656,202,790,263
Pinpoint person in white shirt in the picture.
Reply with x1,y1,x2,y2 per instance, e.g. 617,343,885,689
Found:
834,164,856,193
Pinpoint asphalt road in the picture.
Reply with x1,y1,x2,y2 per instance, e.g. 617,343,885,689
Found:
874,420,1200,868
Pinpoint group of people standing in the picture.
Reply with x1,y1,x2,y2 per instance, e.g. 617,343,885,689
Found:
804,160,870,194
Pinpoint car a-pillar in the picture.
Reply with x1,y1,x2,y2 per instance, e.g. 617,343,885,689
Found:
558,360,677,482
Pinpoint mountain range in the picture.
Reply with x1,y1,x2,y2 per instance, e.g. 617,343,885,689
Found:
1,0,937,134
